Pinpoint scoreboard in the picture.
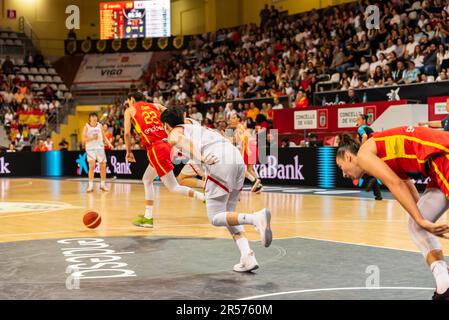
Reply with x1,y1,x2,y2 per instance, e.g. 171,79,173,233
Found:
100,0,170,39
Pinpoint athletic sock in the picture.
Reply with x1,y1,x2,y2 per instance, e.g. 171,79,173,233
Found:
236,237,251,257
237,213,256,225
194,191,205,201
144,206,153,220
88,181,93,189
247,174,256,183
431,260,449,294
100,180,106,188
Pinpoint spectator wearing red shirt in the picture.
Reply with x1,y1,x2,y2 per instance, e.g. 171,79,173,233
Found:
295,91,309,109
33,139,48,152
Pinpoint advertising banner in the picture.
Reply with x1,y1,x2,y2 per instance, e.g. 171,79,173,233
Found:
72,52,152,90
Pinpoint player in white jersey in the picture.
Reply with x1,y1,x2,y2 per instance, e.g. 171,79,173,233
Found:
82,112,113,193
161,106,272,272
176,116,205,189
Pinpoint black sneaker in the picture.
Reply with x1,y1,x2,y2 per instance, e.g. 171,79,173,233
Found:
432,287,449,300
375,196,383,201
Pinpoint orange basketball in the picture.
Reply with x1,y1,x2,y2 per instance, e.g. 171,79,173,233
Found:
83,211,101,229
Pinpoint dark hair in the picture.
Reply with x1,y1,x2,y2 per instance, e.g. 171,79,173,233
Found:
336,134,360,158
160,106,184,128
127,91,144,102
89,112,98,119
359,114,369,122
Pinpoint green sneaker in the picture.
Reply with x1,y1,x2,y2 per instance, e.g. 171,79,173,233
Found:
132,216,154,228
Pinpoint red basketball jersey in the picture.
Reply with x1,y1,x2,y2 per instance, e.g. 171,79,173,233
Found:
372,126,449,179
131,102,167,148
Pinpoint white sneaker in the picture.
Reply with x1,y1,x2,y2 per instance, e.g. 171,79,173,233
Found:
233,251,259,272
100,185,109,192
86,187,94,193
254,208,272,248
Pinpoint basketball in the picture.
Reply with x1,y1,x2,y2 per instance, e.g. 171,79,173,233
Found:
83,211,101,229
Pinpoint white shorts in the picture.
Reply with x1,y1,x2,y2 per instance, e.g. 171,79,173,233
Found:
180,161,205,177
203,143,245,199
86,148,107,163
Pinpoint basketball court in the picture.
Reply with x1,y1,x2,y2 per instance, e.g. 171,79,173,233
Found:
0,178,443,300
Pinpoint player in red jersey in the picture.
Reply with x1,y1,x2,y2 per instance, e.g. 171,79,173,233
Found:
124,92,205,228
336,126,449,300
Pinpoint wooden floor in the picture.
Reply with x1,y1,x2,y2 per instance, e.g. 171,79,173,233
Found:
0,178,448,253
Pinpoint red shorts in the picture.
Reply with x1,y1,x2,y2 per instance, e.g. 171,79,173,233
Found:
146,140,174,178
427,154,449,199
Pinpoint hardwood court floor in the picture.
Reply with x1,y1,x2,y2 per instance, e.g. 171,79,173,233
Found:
0,178,448,254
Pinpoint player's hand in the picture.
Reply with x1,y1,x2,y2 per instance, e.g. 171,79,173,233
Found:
126,152,136,163
202,154,219,165
417,122,426,127
419,220,449,238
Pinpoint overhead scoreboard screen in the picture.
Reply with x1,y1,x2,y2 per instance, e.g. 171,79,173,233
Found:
100,0,170,39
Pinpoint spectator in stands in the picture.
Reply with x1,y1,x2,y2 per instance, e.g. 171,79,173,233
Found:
436,70,448,81
423,43,438,75
4,108,14,133
246,102,260,121
281,137,297,148
190,106,203,123
58,138,69,151
33,51,45,68
403,60,421,83
44,136,53,151
24,51,34,68
393,60,407,83
33,139,48,152
437,44,449,72
2,56,15,76
295,90,309,109
272,96,283,110
347,87,360,104
260,4,270,29
42,83,54,100
7,143,16,153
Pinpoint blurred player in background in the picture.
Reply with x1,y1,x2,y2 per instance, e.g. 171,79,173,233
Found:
124,92,205,228
418,98,449,132
161,106,272,272
356,114,382,200
229,114,263,193
82,112,113,193
336,126,449,300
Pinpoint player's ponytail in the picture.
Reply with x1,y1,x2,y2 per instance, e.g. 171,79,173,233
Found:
336,134,360,158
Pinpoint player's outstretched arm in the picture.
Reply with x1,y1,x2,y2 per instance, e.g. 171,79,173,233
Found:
358,141,449,236
167,128,217,165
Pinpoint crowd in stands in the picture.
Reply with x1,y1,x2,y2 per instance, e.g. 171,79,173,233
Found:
140,0,449,122
97,0,449,150
0,60,71,151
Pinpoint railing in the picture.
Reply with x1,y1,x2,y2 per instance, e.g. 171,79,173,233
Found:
18,16,40,52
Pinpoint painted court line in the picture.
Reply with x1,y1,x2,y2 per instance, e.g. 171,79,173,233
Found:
238,286,435,300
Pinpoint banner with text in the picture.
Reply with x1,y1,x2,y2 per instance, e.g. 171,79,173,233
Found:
72,52,152,90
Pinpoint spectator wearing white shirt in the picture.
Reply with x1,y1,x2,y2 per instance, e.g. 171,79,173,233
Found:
44,136,53,151
39,100,49,112
272,96,283,110
190,106,203,123
405,35,419,58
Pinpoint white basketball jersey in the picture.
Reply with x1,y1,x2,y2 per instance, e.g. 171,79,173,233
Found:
85,123,104,149
185,117,201,127
178,124,228,155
